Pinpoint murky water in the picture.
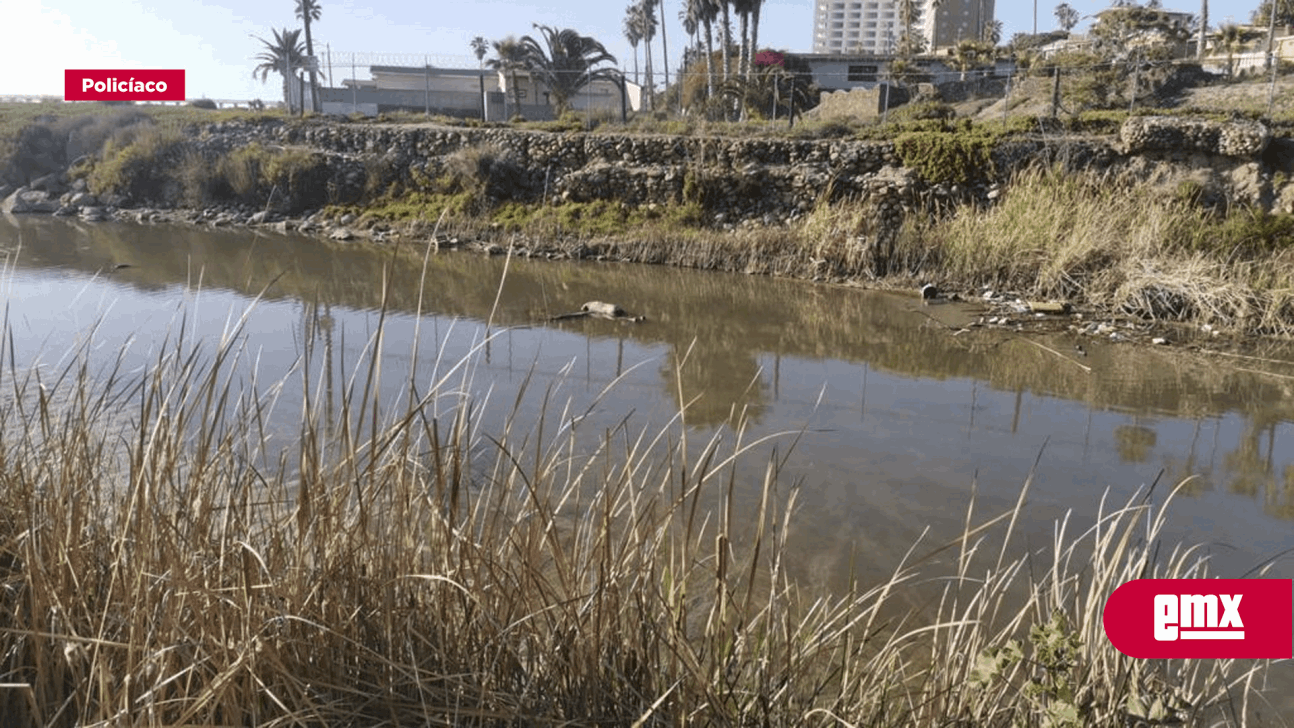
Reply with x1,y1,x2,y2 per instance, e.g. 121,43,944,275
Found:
4,214,1294,611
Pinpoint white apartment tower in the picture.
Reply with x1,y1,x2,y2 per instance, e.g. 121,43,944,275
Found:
812,0,995,54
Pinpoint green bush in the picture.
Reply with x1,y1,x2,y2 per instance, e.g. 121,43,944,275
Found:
894,127,999,184
259,148,330,212
440,143,534,202
88,125,192,204
1186,208,1294,257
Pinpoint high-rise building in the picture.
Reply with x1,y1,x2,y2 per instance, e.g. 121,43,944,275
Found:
812,0,994,55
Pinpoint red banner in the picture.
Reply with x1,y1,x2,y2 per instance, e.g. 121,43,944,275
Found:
65,69,185,101
1103,579,1292,659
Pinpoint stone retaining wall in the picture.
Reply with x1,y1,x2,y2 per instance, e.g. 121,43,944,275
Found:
4,115,1289,229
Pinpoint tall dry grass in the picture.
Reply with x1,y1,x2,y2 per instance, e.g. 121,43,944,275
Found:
898,168,1294,336
0,244,1278,726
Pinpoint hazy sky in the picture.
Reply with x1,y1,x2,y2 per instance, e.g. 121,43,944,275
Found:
0,0,1267,100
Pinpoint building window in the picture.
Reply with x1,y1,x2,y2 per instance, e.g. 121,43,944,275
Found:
848,64,878,82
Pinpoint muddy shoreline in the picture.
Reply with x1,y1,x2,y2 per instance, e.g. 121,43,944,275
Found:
21,197,1280,366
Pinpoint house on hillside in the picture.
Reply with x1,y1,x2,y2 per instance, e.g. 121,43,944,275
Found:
790,52,1010,91
1199,25,1294,76
322,65,641,120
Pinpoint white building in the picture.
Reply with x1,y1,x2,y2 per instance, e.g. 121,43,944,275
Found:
812,0,995,55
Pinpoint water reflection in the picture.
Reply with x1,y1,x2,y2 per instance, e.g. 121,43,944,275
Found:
3,215,1293,577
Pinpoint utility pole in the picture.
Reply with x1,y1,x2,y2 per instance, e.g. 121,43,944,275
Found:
1197,0,1207,61
1266,0,1279,71
1051,65,1060,117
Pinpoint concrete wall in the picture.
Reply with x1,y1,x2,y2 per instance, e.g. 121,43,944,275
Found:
322,80,632,120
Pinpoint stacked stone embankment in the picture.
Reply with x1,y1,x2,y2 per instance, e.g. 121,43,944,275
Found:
3,115,1290,231
1119,116,1271,158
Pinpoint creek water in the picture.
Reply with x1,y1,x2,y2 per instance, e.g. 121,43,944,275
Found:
4,214,1294,710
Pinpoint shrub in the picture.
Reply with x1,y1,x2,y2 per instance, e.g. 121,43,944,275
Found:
87,124,192,204
894,127,999,184
259,148,330,213
189,98,218,110
440,143,534,203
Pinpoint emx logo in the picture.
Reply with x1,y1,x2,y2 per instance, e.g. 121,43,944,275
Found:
1103,579,1292,659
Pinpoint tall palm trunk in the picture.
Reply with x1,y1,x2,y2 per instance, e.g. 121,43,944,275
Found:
704,17,716,100
739,10,749,78
644,20,655,109
749,0,761,76
511,70,523,117
302,20,319,112
720,0,731,82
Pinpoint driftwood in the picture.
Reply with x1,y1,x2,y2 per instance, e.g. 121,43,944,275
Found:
549,301,645,323
1027,301,1073,314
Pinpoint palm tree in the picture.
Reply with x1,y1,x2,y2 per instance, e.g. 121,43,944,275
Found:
1054,2,1079,32
295,0,322,112
684,0,719,101
1215,23,1247,77
719,0,733,83
733,0,753,78
631,2,658,108
982,19,1003,45
624,9,643,84
252,28,307,112
679,4,699,60
897,0,924,57
656,0,671,102
748,0,763,81
518,24,620,115
487,36,529,119
470,36,489,68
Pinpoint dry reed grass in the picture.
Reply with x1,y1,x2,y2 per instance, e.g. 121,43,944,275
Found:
0,243,1277,726
899,168,1294,336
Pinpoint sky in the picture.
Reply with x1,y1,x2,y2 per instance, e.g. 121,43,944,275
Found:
0,0,1270,101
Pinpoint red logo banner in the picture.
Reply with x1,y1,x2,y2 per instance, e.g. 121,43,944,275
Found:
65,69,185,101
1103,579,1292,659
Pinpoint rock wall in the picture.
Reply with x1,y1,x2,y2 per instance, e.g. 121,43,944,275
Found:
4,115,1289,228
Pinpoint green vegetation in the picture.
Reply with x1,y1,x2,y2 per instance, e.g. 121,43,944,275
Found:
81,126,330,212
86,123,192,203
0,103,288,189
0,269,1271,725
894,125,1000,184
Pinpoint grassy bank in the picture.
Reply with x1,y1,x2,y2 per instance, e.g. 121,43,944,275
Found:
0,259,1275,726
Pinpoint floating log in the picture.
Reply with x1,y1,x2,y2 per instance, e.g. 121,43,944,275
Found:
1027,301,1072,314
